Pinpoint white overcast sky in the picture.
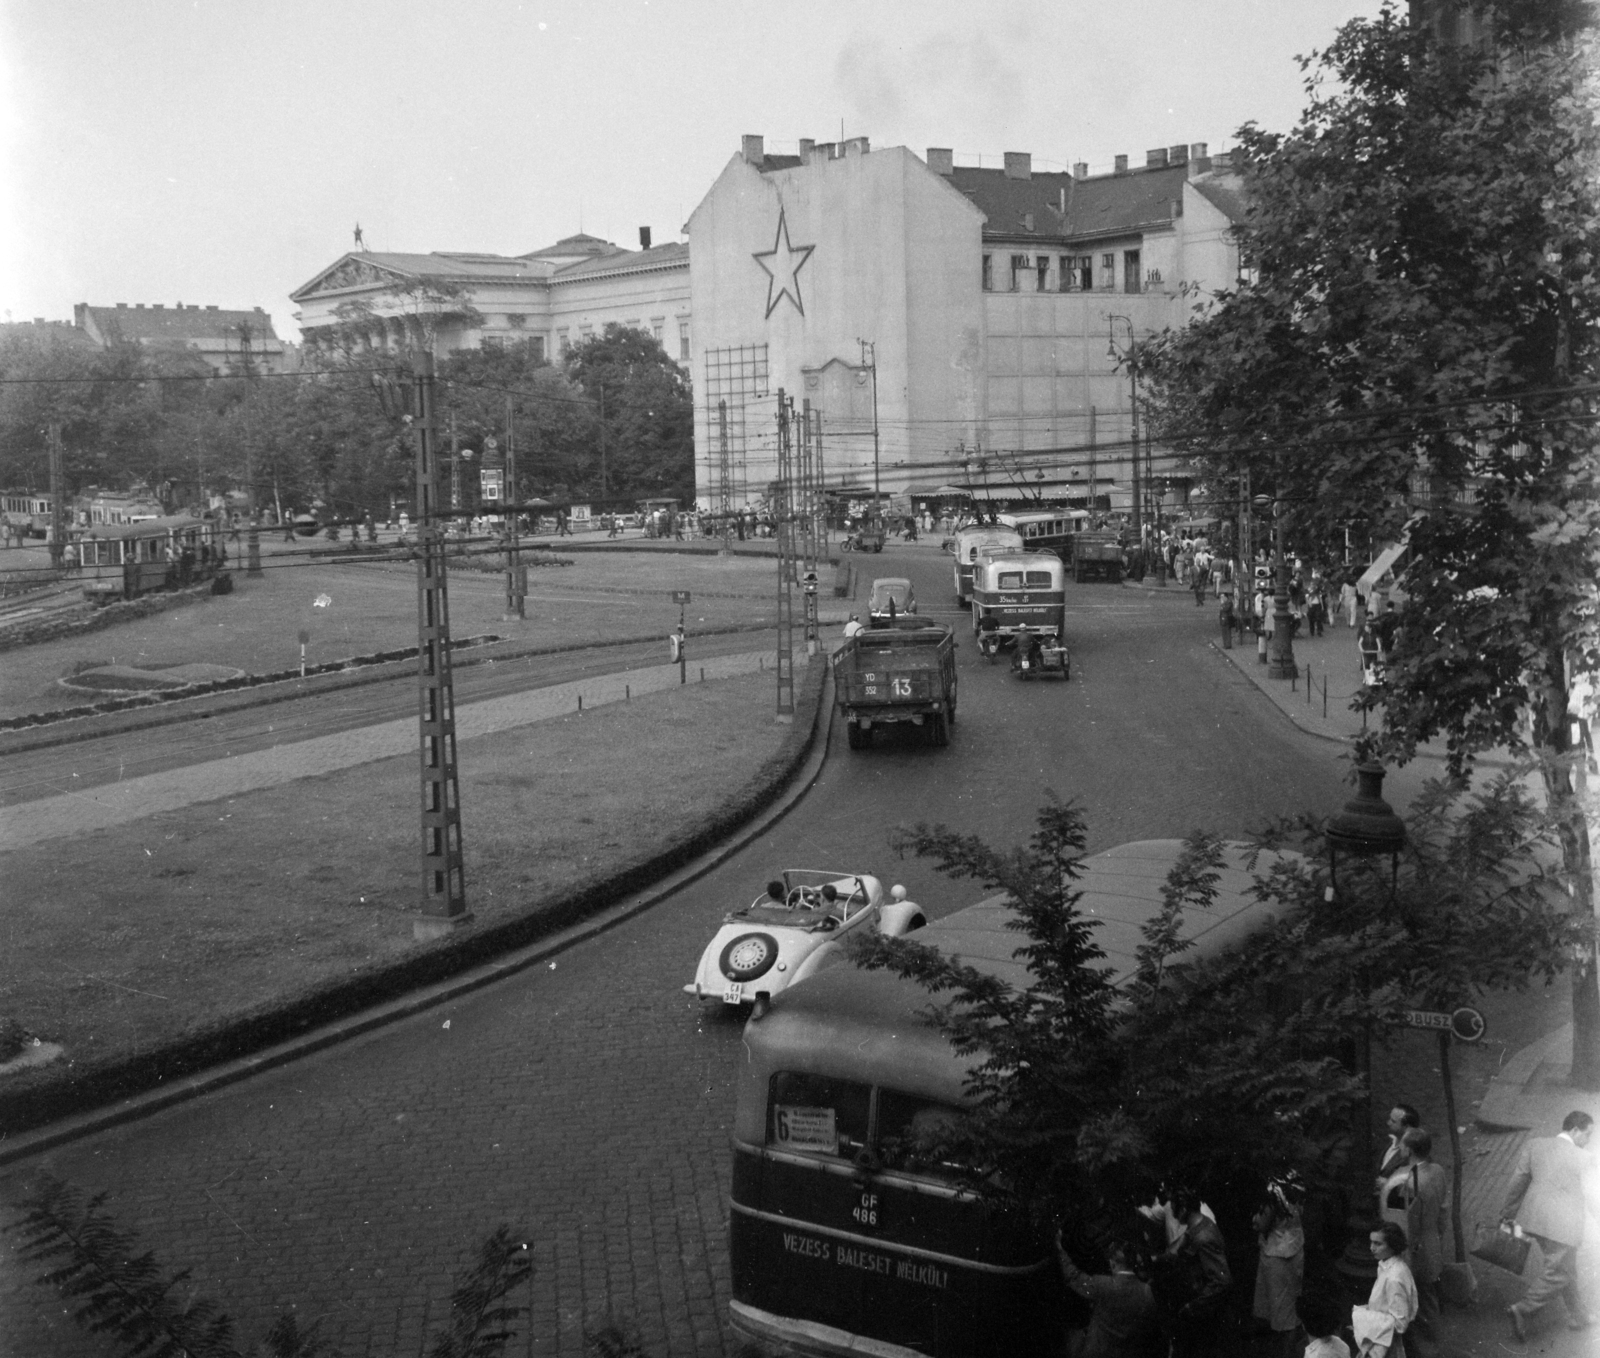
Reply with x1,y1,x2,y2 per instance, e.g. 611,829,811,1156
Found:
0,0,1376,341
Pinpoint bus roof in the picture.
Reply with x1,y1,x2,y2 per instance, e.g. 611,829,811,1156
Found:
735,840,1295,1131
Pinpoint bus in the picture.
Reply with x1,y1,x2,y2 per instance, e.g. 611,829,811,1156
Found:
970,551,1066,644
76,516,225,601
949,524,1024,606
727,838,1294,1358
996,508,1089,565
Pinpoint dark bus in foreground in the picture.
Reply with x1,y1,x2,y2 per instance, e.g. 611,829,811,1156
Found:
728,839,1290,1357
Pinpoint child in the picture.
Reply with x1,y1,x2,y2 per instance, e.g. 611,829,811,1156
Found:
1301,1292,1351,1358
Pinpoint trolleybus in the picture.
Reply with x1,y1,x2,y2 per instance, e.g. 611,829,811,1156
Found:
948,524,1024,606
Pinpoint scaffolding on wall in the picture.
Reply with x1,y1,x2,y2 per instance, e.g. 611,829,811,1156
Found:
702,344,769,511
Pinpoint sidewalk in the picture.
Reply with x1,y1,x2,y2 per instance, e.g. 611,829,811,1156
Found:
1130,581,1600,1354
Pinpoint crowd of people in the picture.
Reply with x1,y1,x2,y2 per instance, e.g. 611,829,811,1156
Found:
1048,1104,1595,1356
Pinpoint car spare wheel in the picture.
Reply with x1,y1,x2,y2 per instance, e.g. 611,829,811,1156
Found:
720,932,779,982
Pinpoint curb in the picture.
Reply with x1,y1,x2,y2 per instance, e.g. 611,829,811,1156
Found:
0,656,835,1164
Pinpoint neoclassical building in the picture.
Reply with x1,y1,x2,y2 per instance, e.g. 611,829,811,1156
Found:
685,135,1246,513
290,231,691,365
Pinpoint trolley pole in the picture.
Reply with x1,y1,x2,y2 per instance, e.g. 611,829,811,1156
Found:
412,352,470,938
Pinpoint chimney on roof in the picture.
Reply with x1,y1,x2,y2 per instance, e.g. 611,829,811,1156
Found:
926,147,954,176
1073,161,1088,180
799,138,815,162
741,134,764,165
844,136,868,156
1003,151,1031,180
1190,142,1208,161
33,317,43,325
153,303,164,309
1168,144,1188,165
639,226,652,250
207,305,219,311
1023,212,1034,232
1146,148,1169,168
116,302,127,308
1114,155,1129,175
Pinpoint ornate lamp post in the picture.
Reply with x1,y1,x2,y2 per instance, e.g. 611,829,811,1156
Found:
1326,760,1408,1290
1254,488,1298,680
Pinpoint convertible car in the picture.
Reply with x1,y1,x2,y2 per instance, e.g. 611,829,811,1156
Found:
684,869,926,1009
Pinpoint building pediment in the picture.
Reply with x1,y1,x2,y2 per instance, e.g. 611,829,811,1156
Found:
293,255,410,301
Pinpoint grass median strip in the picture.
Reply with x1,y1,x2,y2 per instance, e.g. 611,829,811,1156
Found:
0,668,792,1129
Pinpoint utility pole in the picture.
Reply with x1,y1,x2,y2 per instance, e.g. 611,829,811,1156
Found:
239,322,262,576
504,394,524,619
1088,405,1098,522
46,423,64,569
1108,316,1140,542
717,399,733,555
858,339,880,522
450,410,461,513
773,390,796,723
800,399,820,655
411,352,469,938
598,385,608,499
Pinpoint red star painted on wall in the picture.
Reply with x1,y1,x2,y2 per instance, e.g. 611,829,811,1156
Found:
752,209,815,319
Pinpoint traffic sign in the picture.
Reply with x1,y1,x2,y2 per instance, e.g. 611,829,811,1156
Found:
484,437,498,451
672,590,692,604
1396,1007,1486,1042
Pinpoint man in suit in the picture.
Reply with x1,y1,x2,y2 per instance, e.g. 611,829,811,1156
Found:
1401,1128,1449,1339
1055,1234,1163,1357
1502,1110,1594,1339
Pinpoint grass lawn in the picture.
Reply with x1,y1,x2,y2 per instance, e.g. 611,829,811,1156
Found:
0,669,786,1090
0,543,786,721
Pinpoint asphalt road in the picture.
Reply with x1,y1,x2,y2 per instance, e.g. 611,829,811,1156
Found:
0,544,1360,1358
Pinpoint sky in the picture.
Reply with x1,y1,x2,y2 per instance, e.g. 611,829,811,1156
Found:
0,0,1378,343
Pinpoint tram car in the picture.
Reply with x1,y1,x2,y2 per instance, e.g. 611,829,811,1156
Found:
1,489,54,539
77,516,227,602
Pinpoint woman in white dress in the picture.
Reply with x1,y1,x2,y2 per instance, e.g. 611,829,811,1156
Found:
1353,1222,1418,1357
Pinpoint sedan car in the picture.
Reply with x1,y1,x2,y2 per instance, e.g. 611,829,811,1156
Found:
868,577,916,624
684,869,925,1009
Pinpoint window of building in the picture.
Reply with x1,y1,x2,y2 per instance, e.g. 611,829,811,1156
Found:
1058,256,1072,292
982,254,994,291
578,324,593,343
531,336,546,362
651,318,664,343
1123,250,1142,294
1067,255,1092,291
1101,253,1116,289
1009,255,1028,292
625,318,641,332
1036,257,1050,292
678,319,690,360
557,328,570,355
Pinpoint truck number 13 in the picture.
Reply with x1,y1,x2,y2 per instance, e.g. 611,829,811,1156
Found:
891,677,912,697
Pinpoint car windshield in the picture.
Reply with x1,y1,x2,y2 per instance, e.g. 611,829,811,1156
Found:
734,870,870,925
871,584,909,609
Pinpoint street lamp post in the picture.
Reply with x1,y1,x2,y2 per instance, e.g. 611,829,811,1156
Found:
1256,486,1298,680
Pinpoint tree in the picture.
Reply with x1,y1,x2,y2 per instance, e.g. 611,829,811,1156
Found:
564,325,695,504
849,788,1579,1243
1140,3,1600,1081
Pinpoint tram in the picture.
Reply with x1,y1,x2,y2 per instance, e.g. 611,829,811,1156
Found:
1,489,54,538
76,516,227,602
996,508,1089,565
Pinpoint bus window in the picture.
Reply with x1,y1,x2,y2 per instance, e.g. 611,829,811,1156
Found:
998,571,1025,588
1024,571,1054,586
768,1072,870,1159
876,1089,968,1178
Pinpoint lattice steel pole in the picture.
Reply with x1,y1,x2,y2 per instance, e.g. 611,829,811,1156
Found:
800,399,820,655
774,390,796,722
718,398,733,555
412,352,469,937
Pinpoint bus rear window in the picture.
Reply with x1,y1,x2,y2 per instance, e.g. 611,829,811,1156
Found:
876,1090,969,1178
1024,571,1053,586
768,1072,870,1158
998,571,1024,588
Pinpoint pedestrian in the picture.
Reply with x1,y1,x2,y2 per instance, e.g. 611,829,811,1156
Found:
1251,1175,1306,1358
1377,1103,1421,1182
1219,593,1236,649
1353,1222,1417,1357
61,539,79,572
1165,1187,1231,1357
1300,1294,1352,1358
1358,623,1382,687
1054,1232,1164,1358
1375,599,1400,663
1354,590,1368,635
1341,578,1357,627
1192,566,1207,607
1399,1128,1448,1340
1502,1109,1595,1341
842,614,865,639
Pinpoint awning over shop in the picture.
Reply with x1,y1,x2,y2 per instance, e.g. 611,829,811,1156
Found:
1357,541,1407,595
904,484,972,498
